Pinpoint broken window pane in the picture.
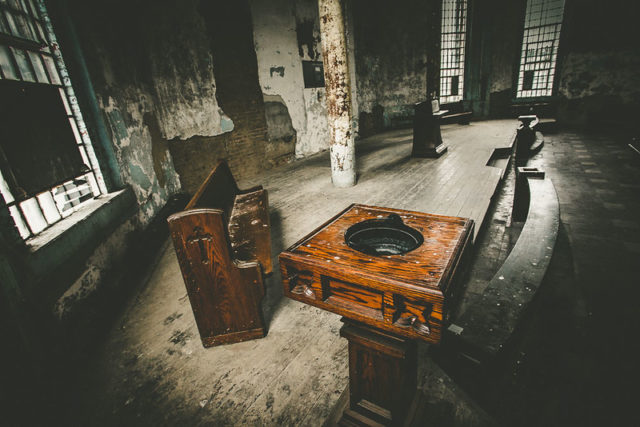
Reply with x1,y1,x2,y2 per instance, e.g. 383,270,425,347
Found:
0,79,89,198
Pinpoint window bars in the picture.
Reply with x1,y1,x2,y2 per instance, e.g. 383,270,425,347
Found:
0,0,105,239
516,0,565,98
440,0,468,104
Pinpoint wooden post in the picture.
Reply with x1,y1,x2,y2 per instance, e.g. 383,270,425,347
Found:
318,0,356,188
339,319,418,426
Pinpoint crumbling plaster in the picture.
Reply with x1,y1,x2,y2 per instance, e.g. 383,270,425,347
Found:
71,0,248,224
250,0,331,157
48,0,241,323
99,92,180,227
53,218,136,320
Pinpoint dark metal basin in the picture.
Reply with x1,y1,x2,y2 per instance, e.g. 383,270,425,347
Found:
345,213,424,256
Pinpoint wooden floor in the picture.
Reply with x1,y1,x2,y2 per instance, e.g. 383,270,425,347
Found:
72,120,517,426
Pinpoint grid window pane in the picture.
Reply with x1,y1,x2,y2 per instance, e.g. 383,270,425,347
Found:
516,0,565,98
9,205,30,238
11,47,35,81
42,54,59,84
440,0,467,104
36,191,61,223
0,0,106,239
28,50,48,82
0,170,15,203
19,197,47,233
0,44,19,79
3,11,19,36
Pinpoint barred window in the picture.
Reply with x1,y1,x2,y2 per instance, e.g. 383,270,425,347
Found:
516,0,565,98
0,0,106,239
440,0,468,104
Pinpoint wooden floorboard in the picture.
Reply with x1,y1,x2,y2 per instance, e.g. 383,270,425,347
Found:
72,120,517,426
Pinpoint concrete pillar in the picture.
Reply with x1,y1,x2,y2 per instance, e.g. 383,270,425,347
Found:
318,0,356,187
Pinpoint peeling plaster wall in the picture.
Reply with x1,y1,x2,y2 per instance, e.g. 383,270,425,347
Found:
352,0,429,136
68,0,238,223
555,0,640,126
250,0,331,157
98,93,181,225
39,0,238,329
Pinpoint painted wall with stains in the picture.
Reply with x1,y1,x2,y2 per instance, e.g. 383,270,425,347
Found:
250,0,331,157
485,0,525,117
351,0,429,136
555,0,640,126
68,0,230,219
464,0,525,118
26,0,241,336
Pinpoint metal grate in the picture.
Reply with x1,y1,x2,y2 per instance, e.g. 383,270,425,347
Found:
0,0,106,239
440,0,468,104
516,0,565,98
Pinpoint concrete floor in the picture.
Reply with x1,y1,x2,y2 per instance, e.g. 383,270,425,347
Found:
52,121,640,426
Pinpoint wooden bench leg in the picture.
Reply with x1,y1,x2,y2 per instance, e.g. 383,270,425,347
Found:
338,319,418,426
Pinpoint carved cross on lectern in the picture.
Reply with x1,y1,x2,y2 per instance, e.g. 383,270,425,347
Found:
187,226,214,265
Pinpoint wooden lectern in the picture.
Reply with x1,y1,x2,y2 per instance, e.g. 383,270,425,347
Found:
412,100,448,158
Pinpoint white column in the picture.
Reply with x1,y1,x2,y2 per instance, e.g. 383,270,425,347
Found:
318,0,356,187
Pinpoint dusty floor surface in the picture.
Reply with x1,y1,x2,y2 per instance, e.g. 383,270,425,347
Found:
61,120,516,426
29,121,639,426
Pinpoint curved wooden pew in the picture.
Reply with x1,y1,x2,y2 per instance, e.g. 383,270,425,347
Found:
443,168,560,368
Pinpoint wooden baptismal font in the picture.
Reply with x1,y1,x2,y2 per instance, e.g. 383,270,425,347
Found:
279,204,474,425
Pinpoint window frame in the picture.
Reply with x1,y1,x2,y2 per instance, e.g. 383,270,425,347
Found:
439,0,469,105
514,0,566,100
0,0,108,240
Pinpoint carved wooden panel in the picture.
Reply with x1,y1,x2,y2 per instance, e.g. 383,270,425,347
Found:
168,209,265,347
